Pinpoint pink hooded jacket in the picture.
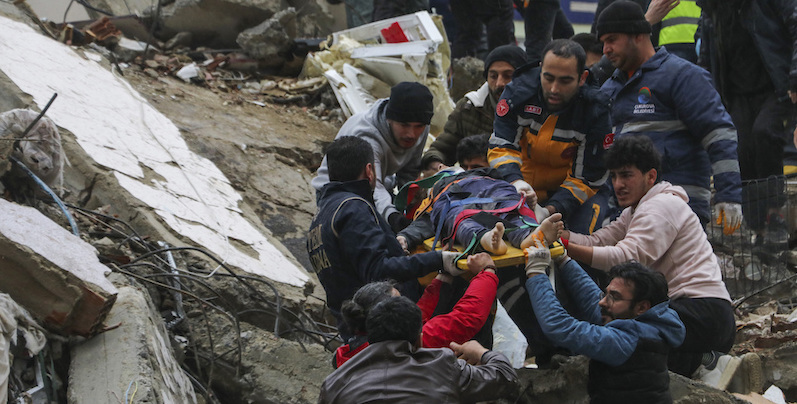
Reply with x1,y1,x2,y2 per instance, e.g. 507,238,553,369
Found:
569,181,731,301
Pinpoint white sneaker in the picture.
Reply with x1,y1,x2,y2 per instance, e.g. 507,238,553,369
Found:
693,353,741,391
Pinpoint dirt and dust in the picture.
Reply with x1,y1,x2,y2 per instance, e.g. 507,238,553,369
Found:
120,66,340,277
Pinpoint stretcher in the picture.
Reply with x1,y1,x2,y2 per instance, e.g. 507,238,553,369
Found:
415,237,564,284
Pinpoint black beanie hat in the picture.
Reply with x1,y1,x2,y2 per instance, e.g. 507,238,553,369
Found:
595,1,652,39
483,45,529,78
385,82,434,124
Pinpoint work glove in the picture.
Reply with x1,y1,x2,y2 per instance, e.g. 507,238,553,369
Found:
512,179,538,206
713,202,742,235
388,212,411,233
524,240,551,277
442,251,465,276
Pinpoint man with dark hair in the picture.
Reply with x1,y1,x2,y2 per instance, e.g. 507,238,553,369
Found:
423,45,528,173
524,245,684,403
561,135,736,380
570,33,603,68
333,253,500,368
313,81,435,233
308,136,462,341
318,295,518,403
456,133,490,171
489,38,612,234
596,0,743,233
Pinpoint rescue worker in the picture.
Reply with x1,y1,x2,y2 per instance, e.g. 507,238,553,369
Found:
319,297,518,403
312,82,434,233
422,45,528,174
596,1,743,232
561,135,736,378
653,0,700,63
307,136,461,341
488,39,612,235
334,252,498,367
524,250,685,403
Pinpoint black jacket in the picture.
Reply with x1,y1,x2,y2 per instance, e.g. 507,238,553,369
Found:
698,0,797,98
307,180,442,337
588,339,673,404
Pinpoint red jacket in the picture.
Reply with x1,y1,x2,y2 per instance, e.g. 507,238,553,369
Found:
334,270,498,367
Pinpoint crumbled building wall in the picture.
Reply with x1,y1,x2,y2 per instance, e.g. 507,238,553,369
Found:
0,199,117,336
68,283,197,403
0,14,312,289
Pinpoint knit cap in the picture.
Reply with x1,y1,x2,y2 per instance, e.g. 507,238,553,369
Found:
595,1,652,39
483,45,529,78
385,82,434,124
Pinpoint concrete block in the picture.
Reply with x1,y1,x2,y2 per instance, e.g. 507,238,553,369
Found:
0,199,117,336
68,285,197,404
236,7,296,64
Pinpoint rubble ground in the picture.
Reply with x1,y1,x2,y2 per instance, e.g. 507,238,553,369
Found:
1,1,797,403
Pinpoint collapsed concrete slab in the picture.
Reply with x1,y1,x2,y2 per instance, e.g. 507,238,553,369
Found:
68,284,197,403
151,0,282,48
0,15,312,290
236,7,296,67
0,199,117,336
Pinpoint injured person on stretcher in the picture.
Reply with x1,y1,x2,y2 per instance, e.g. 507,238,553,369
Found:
397,167,564,262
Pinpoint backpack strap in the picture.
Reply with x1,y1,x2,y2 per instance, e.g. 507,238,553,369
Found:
331,197,379,238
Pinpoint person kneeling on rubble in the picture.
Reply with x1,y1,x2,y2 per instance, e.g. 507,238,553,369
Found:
333,252,499,368
524,245,685,403
318,296,518,403
312,81,436,234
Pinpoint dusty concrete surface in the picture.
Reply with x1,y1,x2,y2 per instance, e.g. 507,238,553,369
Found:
189,311,331,403
0,199,117,336
68,282,197,403
499,355,749,404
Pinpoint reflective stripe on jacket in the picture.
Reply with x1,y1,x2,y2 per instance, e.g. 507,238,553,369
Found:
488,64,611,217
659,0,700,45
601,48,742,223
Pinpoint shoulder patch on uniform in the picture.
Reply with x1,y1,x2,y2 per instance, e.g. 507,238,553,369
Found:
496,99,510,117
603,133,615,150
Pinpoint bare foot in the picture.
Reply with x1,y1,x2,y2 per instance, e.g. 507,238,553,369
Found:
480,222,508,255
521,213,564,249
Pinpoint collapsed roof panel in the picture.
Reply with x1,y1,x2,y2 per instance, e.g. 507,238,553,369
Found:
0,15,310,288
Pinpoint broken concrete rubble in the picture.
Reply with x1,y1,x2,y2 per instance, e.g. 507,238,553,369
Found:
0,14,312,289
303,11,455,135
0,293,47,404
68,283,197,403
0,199,117,336
236,7,296,65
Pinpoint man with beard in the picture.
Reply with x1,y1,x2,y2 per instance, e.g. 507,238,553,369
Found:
313,82,435,234
561,135,736,379
488,39,612,234
422,45,528,175
524,247,685,403
596,1,742,232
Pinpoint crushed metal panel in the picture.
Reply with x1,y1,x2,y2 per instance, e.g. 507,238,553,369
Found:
0,15,310,288
0,200,117,336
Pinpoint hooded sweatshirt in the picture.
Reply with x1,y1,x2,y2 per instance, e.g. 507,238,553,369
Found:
312,99,429,220
569,181,731,301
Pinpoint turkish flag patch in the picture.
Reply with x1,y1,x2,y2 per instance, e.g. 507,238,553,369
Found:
603,133,615,149
496,99,510,117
